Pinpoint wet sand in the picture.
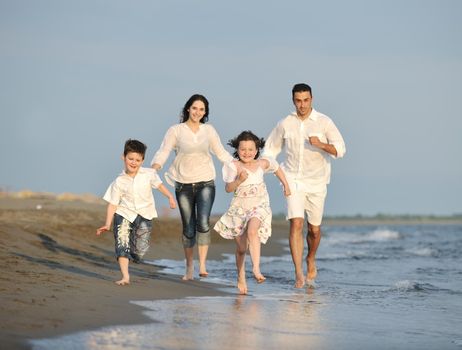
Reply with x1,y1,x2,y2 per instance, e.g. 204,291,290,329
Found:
0,193,289,349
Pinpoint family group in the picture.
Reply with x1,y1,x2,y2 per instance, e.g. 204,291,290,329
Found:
96,83,346,294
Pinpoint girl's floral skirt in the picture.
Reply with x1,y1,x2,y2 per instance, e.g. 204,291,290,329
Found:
213,192,272,244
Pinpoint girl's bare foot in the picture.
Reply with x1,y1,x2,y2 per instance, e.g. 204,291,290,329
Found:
237,275,248,295
253,273,266,284
182,264,194,280
115,278,130,286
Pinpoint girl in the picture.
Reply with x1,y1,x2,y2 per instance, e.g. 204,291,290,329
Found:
214,130,290,294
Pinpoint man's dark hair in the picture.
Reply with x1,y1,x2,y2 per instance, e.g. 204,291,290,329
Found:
292,83,312,99
124,139,147,158
228,130,265,160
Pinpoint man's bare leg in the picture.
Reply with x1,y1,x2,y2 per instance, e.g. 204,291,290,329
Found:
306,223,321,281
116,256,130,285
182,247,194,280
289,218,305,288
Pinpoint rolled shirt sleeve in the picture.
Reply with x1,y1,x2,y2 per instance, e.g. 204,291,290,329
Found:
326,119,346,159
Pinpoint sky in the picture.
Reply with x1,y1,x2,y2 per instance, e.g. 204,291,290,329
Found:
1,0,461,216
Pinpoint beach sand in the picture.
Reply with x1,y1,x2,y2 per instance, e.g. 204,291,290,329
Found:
0,194,289,349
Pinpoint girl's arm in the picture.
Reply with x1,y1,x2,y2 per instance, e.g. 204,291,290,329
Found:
96,203,117,235
225,168,248,193
274,167,291,197
261,158,291,197
157,183,177,209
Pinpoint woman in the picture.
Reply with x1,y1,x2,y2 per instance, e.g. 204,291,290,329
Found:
151,94,233,280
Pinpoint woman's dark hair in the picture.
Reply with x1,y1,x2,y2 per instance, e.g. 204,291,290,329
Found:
227,130,265,160
180,94,209,123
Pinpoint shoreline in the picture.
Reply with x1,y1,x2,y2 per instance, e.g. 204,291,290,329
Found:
2,195,460,349
0,197,239,349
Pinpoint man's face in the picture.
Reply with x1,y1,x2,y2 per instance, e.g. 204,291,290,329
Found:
293,91,312,118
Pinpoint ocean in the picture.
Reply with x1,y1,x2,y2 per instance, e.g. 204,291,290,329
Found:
31,224,462,349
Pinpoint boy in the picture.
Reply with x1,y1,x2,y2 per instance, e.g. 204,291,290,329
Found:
96,139,176,285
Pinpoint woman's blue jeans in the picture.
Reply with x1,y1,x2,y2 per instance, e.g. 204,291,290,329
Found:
175,180,215,248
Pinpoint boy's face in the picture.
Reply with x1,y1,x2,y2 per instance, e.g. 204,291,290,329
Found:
123,152,144,176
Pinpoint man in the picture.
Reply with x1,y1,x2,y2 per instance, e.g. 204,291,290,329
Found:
263,83,346,288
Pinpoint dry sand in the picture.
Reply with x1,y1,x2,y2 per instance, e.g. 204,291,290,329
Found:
0,194,289,349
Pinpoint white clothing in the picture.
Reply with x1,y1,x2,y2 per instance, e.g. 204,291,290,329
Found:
151,123,233,185
214,161,276,244
103,167,162,222
263,109,346,193
285,185,327,225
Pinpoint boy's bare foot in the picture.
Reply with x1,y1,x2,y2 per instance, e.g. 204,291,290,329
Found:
307,258,317,281
115,279,130,286
182,264,194,280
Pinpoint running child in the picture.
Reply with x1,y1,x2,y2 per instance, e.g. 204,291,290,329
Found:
214,130,290,294
96,139,176,285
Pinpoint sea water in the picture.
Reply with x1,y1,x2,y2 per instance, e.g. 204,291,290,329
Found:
31,224,462,349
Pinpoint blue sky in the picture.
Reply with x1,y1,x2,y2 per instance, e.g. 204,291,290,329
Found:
1,0,461,216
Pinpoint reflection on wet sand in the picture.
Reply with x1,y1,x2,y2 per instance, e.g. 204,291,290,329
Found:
32,289,328,350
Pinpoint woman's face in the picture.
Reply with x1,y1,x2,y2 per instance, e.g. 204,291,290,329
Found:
187,100,206,123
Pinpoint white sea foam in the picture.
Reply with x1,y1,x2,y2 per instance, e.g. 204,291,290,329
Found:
405,247,437,257
325,228,401,245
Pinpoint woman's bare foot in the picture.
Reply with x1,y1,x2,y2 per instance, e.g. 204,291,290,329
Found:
199,264,208,278
182,264,194,280
307,258,317,281
115,278,130,286
237,275,248,295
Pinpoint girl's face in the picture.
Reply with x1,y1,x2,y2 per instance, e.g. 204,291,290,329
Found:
187,100,206,123
237,140,258,164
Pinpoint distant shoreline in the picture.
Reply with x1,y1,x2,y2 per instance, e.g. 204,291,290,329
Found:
2,190,461,225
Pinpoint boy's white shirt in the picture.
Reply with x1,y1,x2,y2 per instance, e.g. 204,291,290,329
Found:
103,167,162,222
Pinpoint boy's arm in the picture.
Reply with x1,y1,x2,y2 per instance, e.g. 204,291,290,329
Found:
157,183,177,209
96,203,117,235
274,167,291,197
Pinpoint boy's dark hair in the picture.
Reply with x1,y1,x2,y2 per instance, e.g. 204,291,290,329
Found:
227,130,265,160
181,94,209,123
124,139,147,158
292,83,312,99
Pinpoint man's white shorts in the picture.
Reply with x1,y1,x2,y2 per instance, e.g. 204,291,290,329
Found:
286,184,327,226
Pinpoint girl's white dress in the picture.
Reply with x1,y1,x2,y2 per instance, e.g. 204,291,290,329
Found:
214,161,276,244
